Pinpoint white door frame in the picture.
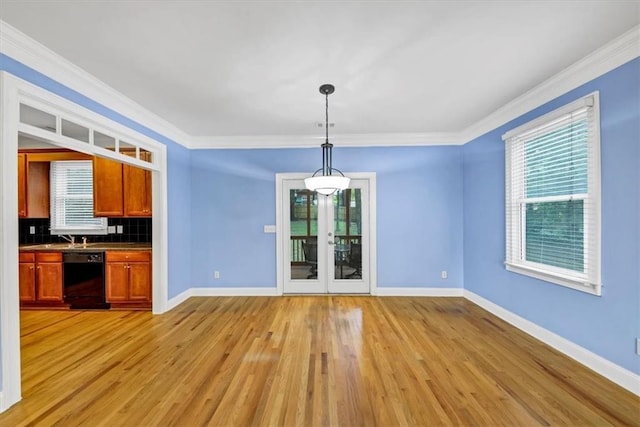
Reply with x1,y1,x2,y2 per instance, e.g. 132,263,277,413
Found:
275,172,377,295
0,72,170,411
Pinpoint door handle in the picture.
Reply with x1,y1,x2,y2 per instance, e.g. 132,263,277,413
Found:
328,241,334,245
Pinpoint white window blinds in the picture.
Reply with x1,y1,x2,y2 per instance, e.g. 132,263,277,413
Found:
50,160,108,235
503,93,601,295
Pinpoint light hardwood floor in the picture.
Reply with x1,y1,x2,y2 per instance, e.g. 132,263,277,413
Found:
1,296,638,426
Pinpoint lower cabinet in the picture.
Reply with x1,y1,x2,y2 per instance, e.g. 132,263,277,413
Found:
19,252,64,307
105,251,151,309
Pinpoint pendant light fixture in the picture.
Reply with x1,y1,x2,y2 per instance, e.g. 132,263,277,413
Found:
304,84,350,196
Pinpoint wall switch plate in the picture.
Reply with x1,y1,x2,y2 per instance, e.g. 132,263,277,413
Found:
29,226,36,234
116,225,123,234
441,270,448,279
214,271,220,279
264,225,276,233
636,338,640,356
108,225,116,234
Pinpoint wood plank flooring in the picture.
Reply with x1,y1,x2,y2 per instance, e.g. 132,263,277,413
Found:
1,296,638,426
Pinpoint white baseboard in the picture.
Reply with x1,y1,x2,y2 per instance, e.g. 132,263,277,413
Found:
166,288,194,311
375,287,464,297
190,287,279,297
166,287,278,310
464,290,640,396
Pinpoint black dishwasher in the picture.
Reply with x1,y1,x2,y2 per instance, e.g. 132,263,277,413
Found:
63,252,110,310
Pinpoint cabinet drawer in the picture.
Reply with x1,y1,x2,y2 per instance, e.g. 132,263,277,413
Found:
19,252,35,262
36,252,62,262
106,251,151,262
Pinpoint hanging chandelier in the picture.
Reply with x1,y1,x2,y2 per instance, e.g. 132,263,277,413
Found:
304,84,350,196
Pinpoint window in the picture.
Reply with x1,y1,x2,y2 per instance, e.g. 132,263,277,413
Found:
503,93,601,295
50,160,108,235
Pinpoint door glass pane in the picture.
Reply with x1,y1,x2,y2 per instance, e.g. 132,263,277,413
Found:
334,189,362,280
290,189,317,280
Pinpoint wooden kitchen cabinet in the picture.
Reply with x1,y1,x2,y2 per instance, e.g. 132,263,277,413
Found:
105,251,151,308
19,252,64,306
19,252,36,302
93,156,124,216
18,154,27,217
26,161,50,218
19,150,88,218
123,159,152,216
94,155,151,217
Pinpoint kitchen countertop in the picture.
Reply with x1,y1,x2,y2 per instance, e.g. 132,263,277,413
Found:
20,242,152,252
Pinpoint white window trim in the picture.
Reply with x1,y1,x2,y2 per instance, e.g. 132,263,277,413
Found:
503,92,601,296
49,160,108,236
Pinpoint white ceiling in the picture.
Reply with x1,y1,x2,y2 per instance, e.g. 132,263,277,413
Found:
1,1,638,141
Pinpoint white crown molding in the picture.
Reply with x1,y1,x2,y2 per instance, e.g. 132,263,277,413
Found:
0,20,191,147
1,20,638,149
189,132,465,149
460,25,640,143
464,290,640,396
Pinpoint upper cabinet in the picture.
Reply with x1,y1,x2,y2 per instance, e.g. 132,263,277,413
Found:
123,151,152,217
94,155,152,218
93,156,124,217
17,153,51,218
27,162,50,218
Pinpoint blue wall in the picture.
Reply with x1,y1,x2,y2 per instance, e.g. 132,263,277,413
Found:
0,54,193,299
190,146,464,288
463,58,640,374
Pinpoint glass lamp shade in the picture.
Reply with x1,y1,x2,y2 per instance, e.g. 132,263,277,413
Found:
304,175,351,195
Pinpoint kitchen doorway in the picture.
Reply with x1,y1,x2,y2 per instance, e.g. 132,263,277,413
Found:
277,173,376,294
0,73,169,410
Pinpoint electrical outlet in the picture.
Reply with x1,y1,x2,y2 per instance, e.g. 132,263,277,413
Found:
108,225,116,234
214,271,220,279
116,225,123,234
441,270,448,279
29,226,36,234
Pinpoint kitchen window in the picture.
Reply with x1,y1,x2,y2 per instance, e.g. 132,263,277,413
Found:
503,93,601,295
50,160,108,235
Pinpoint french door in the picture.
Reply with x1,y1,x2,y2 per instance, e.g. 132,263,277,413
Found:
279,174,374,294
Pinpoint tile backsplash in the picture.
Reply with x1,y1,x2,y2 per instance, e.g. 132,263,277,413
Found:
19,218,152,245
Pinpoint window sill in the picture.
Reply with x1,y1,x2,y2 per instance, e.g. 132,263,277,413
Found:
505,262,601,296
